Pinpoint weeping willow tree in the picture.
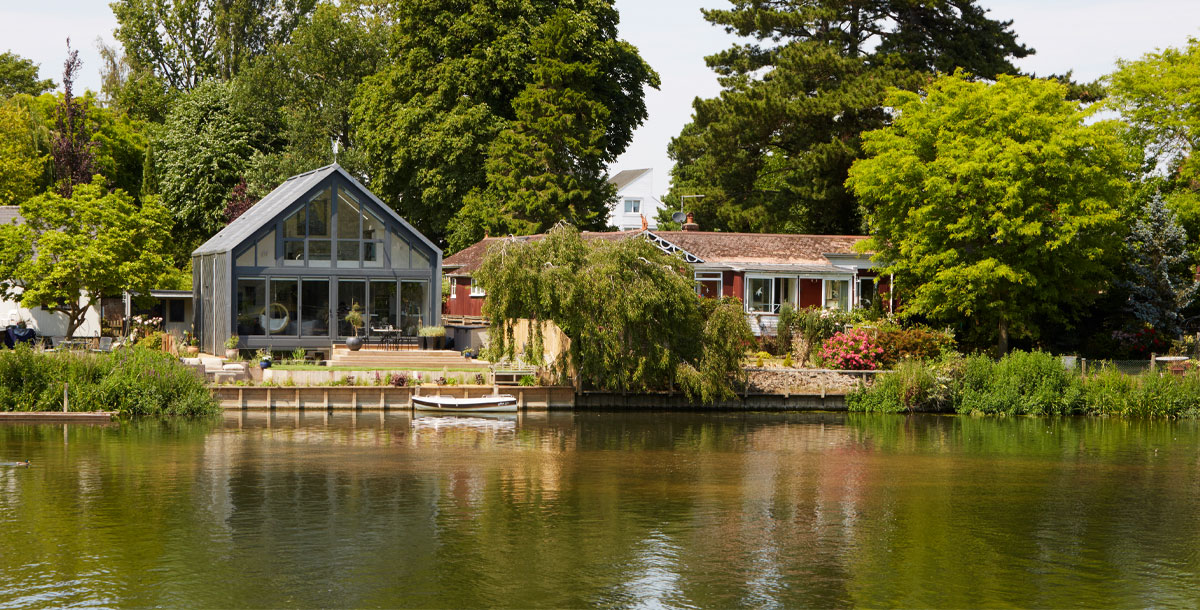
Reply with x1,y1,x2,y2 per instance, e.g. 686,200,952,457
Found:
474,225,752,402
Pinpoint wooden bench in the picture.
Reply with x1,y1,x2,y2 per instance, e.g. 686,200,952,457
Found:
493,368,538,385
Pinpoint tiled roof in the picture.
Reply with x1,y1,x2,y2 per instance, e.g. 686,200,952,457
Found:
443,231,640,275
652,231,868,266
608,168,651,191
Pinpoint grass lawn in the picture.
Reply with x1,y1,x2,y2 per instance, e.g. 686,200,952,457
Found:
272,364,488,372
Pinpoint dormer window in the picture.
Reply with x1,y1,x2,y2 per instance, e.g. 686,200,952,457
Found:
624,199,641,213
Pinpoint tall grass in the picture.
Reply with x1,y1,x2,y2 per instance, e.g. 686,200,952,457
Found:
0,346,217,417
848,350,1200,418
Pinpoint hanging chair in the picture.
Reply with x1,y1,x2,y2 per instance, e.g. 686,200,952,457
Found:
259,302,291,334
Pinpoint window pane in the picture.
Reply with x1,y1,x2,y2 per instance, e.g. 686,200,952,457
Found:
775,277,796,309
400,281,427,336
308,187,331,237
390,237,410,268
411,248,430,270
370,281,397,333
283,208,305,239
235,246,254,267
269,279,298,335
284,240,305,265
747,278,771,312
363,241,382,267
825,280,849,310
363,210,383,240
236,279,266,336
337,280,366,337
337,240,359,267
859,278,875,308
168,299,185,323
301,280,329,336
624,199,640,213
337,189,361,240
696,279,721,299
309,240,331,267
255,230,275,266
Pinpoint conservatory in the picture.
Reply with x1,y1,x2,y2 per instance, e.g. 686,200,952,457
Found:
192,164,442,355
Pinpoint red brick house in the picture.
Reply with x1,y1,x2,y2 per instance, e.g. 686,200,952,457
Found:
443,222,893,335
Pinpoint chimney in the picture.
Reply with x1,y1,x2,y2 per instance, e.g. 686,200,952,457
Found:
682,212,700,232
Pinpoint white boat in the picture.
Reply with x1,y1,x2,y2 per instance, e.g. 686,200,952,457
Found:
411,394,518,413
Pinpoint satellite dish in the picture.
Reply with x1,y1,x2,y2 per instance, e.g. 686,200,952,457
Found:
671,211,687,224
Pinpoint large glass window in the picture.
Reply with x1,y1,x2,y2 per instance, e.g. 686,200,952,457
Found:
371,280,397,333
774,277,796,310
301,280,330,336
695,272,722,299
825,279,850,311
269,279,298,335
400,280,428,336
747,277,772,313
390,238,410,269
255,230,275,267
235,247,254,267
337,280,366,337
858,277,876,309
236,279,266,335
411,248,430,270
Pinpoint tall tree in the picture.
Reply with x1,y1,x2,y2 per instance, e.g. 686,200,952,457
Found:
446,9,629,251
847,74,1131,353
97,39,177,123
0,102,47,205
352,0,657,245
0,51,55,98
155,80,268,261
0,176,171,338
670,0,1032,235
52,41,98,198
1120,194,1197,339
110,0,316,90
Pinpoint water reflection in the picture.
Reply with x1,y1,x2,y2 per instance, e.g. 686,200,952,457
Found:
1,413,1199,608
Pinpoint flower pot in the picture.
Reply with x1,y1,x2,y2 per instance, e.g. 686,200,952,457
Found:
418,336,429,350
346,336,364,351
260,359,272,369
186,346,200,356
224,348,238,359
434,336,444,350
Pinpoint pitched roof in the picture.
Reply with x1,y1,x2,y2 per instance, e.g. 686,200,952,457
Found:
442,230,640,276
191,163,441,258
651,231,868,266
608,168,651,192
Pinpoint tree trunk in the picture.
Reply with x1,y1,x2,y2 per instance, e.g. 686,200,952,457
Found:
998,317,1009,355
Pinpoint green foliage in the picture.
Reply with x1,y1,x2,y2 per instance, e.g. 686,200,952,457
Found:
475,226,752,402
156,80,269,260
1119,193,1197,338
786,307,851,367
955,351,1083,415
352,0,657,245
848,73,1132,352
0,176,171,337
0,101,47,205
847,360,943,413
1081,368,1200,418
874,327,956,367
0,345,216,416
225,335,240,350
0,51,54,98
775,303,795,356
344,302,363,336
417,326,445,338
669,0,1031,235
518,375,538,387
111,0,316,90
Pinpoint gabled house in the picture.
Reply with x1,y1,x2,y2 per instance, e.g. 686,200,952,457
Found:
192,164,442,355
608,168,665,230
443,217,892,335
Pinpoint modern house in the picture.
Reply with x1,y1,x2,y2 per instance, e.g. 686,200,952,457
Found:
608,168,665,231
443,217,892,335
192,164,442,356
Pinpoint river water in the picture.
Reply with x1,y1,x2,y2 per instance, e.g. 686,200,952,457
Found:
1,411,1199,608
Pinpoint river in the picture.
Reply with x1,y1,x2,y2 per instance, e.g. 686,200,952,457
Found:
1,411,1198,608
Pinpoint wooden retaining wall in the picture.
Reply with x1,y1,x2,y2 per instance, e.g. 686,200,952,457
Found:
574,391,848,411
211,385,576,411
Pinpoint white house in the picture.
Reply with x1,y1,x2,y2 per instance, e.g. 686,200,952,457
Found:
608,168,665,231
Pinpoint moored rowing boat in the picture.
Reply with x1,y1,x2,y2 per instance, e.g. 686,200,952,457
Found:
411,394,518,413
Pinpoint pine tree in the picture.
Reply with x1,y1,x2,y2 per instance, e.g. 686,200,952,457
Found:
1122,194,1198,338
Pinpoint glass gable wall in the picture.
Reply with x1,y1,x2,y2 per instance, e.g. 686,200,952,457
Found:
228,176,437,346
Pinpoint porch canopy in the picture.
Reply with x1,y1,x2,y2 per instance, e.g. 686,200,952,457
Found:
191,164,442,355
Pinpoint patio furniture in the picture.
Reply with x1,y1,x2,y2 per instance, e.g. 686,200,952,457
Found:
91,337,114,353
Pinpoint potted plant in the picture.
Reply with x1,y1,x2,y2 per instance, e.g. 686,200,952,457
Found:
184,332,200,356
224,335,240,359
256,348,272,369
418,325,445,350
344,302,365,351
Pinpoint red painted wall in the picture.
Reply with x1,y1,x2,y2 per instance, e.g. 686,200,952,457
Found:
799,279,823,309
724,271,743,301
446,279,485,317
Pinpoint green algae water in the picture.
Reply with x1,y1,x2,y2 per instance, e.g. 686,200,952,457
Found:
2,411,1200,608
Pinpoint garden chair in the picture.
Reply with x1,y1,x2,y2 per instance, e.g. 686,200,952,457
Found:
91,337,113,353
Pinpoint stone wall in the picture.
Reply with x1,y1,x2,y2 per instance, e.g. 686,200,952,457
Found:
745,368,872,395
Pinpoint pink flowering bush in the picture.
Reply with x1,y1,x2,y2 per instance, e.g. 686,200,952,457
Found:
820,329,884,370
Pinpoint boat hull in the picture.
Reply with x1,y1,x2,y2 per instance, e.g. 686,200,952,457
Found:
411,395,518,413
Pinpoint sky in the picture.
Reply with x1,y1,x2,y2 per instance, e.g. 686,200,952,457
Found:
3,1,1199,197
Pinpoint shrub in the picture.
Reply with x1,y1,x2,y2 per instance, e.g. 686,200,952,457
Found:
788,307,851,367
955,351,1082,415
224,335,240,350
418,326,446,337
875,327,955,367
847,360,942,412
518,375,538,386
820,329,883,370
474,373,486,385
776,303,796,356
0,346,216,417
783,353,793,368
389,373,407,387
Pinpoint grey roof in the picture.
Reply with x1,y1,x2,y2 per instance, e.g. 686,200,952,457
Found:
149,289,193,299
608,168,651,192
0,206,21,225
192,164,442,258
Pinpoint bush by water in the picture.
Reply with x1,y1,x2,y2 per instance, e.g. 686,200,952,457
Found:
848,350,1200,418
0,346,217,417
